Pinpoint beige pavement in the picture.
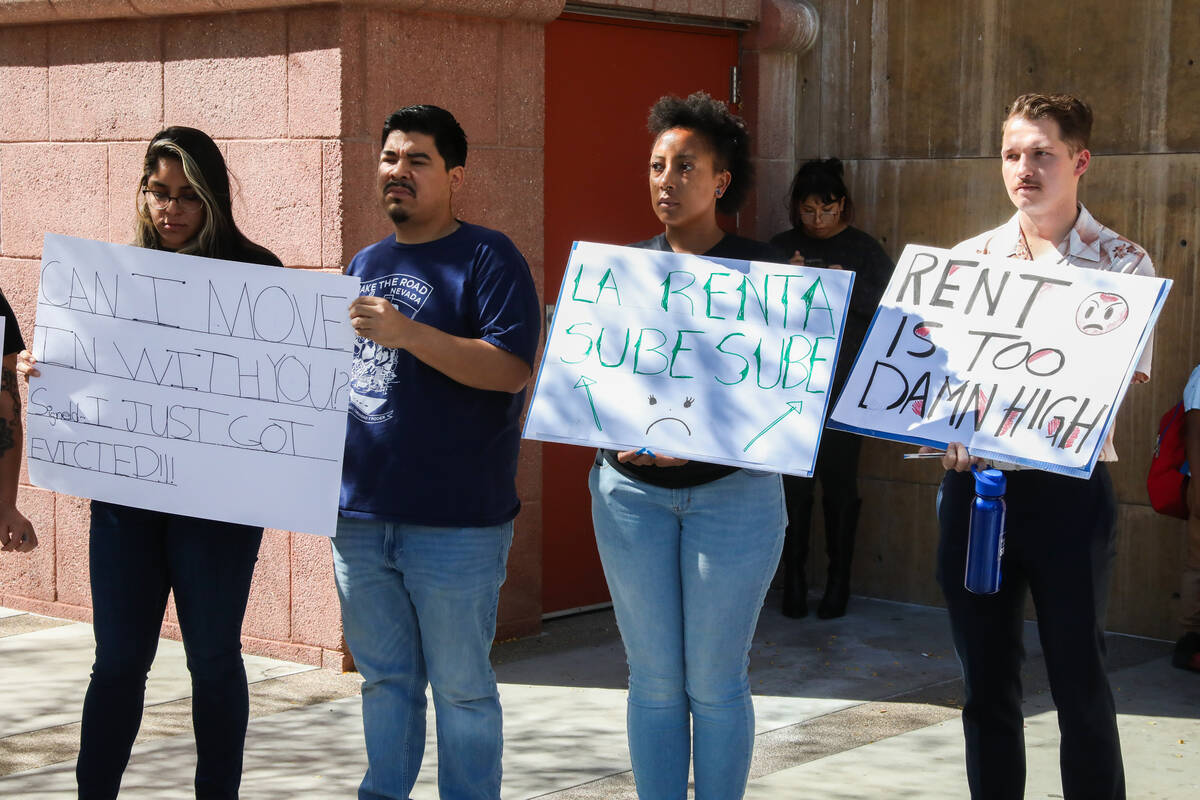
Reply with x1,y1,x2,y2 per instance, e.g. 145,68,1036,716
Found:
1,594,1196,798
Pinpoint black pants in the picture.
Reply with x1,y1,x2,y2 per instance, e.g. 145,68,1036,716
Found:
936,466,1124,800
77,501,262,800
782,428,862,580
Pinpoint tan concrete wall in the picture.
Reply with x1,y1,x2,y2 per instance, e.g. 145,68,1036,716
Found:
0,2,550,665
772,0,1200,640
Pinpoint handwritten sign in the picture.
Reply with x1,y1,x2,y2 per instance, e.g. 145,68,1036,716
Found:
27,234,360,536
827,244,1171,477
523,241,853,476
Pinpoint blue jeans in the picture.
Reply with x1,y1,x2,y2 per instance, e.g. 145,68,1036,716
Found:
331,517,513,800
77,501,262,800
589,460,786,800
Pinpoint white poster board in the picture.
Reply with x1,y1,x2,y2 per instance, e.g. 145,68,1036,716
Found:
828,244,1171,477
26,234,361,536
523,241,853,476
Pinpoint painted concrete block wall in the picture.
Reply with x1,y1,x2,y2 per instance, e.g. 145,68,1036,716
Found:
0,4,549,664
786,0,1200,640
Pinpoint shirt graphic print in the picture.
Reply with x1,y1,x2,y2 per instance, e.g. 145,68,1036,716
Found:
349,272,434,422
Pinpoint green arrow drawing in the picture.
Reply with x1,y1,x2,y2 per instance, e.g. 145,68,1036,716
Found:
574,375,602,431
743,400,805,452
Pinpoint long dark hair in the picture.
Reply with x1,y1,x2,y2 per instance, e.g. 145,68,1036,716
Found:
786,158,855,228
135,126,273,262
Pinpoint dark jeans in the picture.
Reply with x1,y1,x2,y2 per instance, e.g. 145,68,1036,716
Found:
77,501,262,800
936,466,1124,800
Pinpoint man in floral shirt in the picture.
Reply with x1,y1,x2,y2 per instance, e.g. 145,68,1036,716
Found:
934,93,1153,800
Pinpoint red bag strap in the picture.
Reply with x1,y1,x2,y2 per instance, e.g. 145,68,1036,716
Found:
1154,401,1185,457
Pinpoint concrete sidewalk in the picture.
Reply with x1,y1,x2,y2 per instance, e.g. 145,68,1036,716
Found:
1,594,1196,798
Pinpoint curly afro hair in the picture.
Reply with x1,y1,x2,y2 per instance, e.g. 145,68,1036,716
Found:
647,91,753,215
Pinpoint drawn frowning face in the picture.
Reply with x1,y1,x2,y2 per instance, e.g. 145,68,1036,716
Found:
1075,292,1129,336
644,394,695,436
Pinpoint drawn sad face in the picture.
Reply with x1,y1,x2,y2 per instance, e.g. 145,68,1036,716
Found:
1075,292,1129,336
645,394,695,437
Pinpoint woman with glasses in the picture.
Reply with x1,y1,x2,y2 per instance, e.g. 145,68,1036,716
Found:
589,92,787,800
769,157,893,620
19,126,280,800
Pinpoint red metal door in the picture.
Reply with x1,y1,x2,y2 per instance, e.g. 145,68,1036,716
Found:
542,13,740,614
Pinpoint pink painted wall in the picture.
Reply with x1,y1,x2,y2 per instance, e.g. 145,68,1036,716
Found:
0,0,795,667
0,1,558,667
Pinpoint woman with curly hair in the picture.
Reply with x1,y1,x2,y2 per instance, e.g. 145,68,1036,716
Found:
588,92,787,800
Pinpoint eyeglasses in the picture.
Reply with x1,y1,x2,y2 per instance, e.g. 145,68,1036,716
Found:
798,209,841,222
143,189,203,212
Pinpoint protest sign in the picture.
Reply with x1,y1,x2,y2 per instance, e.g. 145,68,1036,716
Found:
523,241,853,476
828,244,1171,477
26,234,360,536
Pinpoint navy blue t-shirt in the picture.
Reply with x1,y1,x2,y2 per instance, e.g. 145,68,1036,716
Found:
339,222,541,527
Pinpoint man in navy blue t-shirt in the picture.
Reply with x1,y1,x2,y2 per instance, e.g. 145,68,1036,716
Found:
333,105,540,800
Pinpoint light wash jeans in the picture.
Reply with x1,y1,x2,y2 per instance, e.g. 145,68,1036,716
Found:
589,459,786,800
331,516,514,800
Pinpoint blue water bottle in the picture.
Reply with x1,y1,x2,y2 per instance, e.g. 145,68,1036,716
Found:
964,468,1006,595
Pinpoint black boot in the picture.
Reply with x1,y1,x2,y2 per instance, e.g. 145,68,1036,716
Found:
781,475,815,618
1173,631,1200,672
818,497,861,619
782,528,809,618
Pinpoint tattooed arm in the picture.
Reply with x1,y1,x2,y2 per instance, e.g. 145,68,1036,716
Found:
0,353,35,552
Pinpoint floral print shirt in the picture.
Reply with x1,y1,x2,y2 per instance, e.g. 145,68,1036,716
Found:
955,204,1156,462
